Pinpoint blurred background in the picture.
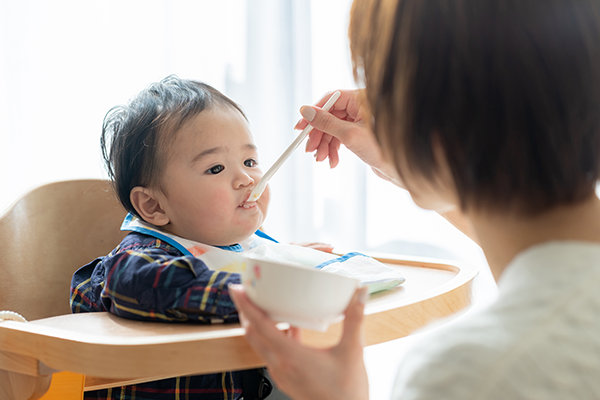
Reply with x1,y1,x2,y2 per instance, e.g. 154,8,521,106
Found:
0,1,492,397
0,0,484,265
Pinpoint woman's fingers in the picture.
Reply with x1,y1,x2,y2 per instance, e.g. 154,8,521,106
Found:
316,133,334,162
329,137,342,168
301,102,387,172
337,286,369,353
296,89,367,169
306,130,324,152
301,105,353,144
330,286,370,399
287,326,303,342
295,90,354,129
229,284,295,364
229,284,370,400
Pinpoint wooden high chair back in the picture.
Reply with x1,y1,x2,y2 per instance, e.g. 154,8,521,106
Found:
0,179,128,321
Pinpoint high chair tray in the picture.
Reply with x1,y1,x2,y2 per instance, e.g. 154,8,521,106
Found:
0,253,477,391
302,253,477,348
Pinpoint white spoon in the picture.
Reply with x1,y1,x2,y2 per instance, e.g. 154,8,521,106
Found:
247,90,342,202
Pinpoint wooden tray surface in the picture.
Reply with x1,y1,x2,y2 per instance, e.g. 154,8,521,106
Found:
0,254,477,389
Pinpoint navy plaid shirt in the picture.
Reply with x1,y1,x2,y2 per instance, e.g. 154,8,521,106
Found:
71,231,246,400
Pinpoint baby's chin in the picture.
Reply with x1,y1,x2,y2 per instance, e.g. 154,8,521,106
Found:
209,227,261,247
204,212,266,246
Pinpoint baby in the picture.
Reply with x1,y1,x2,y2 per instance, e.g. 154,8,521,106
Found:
70,76,275,400
70,75,403,400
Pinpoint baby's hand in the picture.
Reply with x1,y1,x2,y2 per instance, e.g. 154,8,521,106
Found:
292,242,334,253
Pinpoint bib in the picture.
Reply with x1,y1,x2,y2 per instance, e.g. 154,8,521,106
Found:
122,214,405,293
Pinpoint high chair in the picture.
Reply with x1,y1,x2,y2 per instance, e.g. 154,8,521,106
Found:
0,179,128,399
0,179,478,400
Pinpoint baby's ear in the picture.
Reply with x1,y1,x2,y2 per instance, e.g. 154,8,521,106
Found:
130,186,170,226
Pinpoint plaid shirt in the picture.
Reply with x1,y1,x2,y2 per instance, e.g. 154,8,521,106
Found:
70,231,246,400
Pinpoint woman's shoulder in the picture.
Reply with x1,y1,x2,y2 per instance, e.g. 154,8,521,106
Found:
393,309,516,394
392,277,600,400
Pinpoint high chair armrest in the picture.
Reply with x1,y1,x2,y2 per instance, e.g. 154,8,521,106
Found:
0,312,267,382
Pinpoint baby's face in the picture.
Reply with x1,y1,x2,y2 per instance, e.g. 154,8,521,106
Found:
156,106,270,246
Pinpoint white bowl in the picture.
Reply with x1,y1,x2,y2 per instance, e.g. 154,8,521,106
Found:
242,254,361,331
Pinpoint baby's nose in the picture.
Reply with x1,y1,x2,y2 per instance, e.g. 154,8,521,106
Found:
235,171,255,188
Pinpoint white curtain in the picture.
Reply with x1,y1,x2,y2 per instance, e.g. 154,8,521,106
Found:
0,0,485,268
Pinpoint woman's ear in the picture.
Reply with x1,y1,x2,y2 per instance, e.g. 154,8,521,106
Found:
130,186,170,226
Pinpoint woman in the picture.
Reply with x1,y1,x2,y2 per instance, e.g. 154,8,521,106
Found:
231,0,600,398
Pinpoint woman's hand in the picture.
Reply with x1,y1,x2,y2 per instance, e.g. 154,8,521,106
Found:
229,284,370,400
296,89,403,187
297,90,480,243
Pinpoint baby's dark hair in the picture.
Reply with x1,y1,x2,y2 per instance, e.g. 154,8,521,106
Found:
101,75,246,217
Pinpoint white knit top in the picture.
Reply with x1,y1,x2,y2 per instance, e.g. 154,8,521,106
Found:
392,241,600,399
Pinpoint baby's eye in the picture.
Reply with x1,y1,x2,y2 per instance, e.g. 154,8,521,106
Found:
207,165,224,174
244,158,257,167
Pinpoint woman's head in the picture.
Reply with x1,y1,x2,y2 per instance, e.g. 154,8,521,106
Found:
349,0,600,215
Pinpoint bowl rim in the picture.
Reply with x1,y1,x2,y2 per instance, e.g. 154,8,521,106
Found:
242,253,361,284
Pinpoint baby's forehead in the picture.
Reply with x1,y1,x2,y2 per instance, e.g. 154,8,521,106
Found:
186,104,248,127
160,106,255,155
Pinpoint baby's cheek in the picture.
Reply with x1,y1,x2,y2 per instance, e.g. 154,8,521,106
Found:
212,190,234,210
200,190,233,220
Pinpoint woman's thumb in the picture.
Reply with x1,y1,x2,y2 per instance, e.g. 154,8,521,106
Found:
338,286,369,350
300,105,348,140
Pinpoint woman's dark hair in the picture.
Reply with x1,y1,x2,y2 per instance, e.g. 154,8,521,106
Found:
350,0,600,215
101,75,246,217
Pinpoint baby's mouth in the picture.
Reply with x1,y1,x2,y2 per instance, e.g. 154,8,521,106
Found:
239,193,257,209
